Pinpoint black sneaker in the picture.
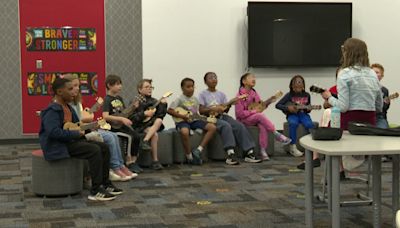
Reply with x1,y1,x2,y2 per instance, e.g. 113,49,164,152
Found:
151,161,164,170
340,171,348,181
297,158,321,170
88,187,116,201
191,148,203,165
244,152,262,163
105,184,124,195
127,162,143,173
140,140,152,151
226,153,240,165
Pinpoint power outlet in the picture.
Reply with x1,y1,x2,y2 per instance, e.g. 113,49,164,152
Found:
36,60,42,69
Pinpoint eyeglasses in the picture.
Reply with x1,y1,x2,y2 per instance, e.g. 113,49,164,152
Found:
143,86,154,90
208,75,218,80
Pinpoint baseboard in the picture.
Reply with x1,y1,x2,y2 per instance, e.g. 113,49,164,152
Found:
0,138,39,145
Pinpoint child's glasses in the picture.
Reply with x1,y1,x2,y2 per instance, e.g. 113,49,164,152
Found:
143,85,155,90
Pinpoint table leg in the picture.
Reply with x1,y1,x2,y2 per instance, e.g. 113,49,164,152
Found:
327,156,332,212
305,149,314,228
372,155,382,228
393,154,399,226
331,156,340,228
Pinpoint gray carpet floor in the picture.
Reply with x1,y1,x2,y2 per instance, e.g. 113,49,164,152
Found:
0,142,396,227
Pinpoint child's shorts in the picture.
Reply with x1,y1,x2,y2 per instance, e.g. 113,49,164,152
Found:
176,120,207,131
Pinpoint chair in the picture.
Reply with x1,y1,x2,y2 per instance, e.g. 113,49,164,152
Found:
115,132,132,161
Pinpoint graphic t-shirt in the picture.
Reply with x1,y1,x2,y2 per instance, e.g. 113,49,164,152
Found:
103,95,125,115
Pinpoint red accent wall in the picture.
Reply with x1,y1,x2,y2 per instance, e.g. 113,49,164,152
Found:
19,0,105,134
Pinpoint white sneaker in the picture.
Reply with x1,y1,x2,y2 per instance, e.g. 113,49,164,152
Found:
109,169,130,181
289,144,303,157
259,150,270,161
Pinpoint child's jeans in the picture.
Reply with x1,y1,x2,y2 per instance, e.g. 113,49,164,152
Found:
98,129,124,170
287,112,314,144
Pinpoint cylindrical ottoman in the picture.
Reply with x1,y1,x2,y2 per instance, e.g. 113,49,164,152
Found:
173,130,208,164
245,126,275,157
137,130,174,167
207,133,226,161
32,150,84,196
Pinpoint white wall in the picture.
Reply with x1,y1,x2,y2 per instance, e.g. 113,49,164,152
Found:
143,0,400,129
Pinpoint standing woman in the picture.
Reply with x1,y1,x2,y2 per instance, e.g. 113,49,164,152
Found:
322,38,383,130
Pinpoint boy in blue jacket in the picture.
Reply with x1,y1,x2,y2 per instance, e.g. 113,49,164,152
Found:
39,77,122,201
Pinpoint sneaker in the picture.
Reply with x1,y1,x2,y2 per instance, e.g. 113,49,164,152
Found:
191,148,203,165
276,133,292,146
151,161,164,170
88,187,116,201
259,150,270,161
296,158,321,170
105,184,124,195
109,169,125,181
127,162,143,173
113,168,132,181
382,155,392,163
340,171,348,181
244,152,262,163
140,140,152,151
225,153,240,165
289,144,304,157
121,166,138,179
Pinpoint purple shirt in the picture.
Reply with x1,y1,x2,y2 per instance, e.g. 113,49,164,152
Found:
198,90,228,107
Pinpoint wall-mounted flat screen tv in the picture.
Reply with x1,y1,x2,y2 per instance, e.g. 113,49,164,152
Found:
248,2,352,67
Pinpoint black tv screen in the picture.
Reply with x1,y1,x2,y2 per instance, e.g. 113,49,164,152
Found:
248,2,352,67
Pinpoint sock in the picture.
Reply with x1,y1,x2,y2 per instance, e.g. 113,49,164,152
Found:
186,153,193,160
227,149,235,155
197,145,204,152
273,131,281,137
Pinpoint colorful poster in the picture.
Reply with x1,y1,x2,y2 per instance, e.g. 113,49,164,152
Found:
27,72,98,96
26,27,96,51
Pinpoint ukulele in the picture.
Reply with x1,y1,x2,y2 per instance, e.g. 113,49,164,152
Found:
248,91,283,113
63,118,111,131
209,94,248,116
310,85,399,103
384,92,399,103
81,97,104,122
286,102,322,112
111,95,145,130
172,107,217,124
309,85,326,94
142,92,173,123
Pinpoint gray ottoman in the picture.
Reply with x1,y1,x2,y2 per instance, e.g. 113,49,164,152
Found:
245,126,275,157
137,130,174,167
173,130,208,164
32,150,84,196
283,121,319,152
207,133,226,161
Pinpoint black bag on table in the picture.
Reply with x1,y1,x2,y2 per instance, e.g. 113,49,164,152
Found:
348,122,400,136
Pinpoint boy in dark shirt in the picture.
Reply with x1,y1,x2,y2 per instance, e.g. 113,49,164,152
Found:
39,77,121,201
102,74,142,173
